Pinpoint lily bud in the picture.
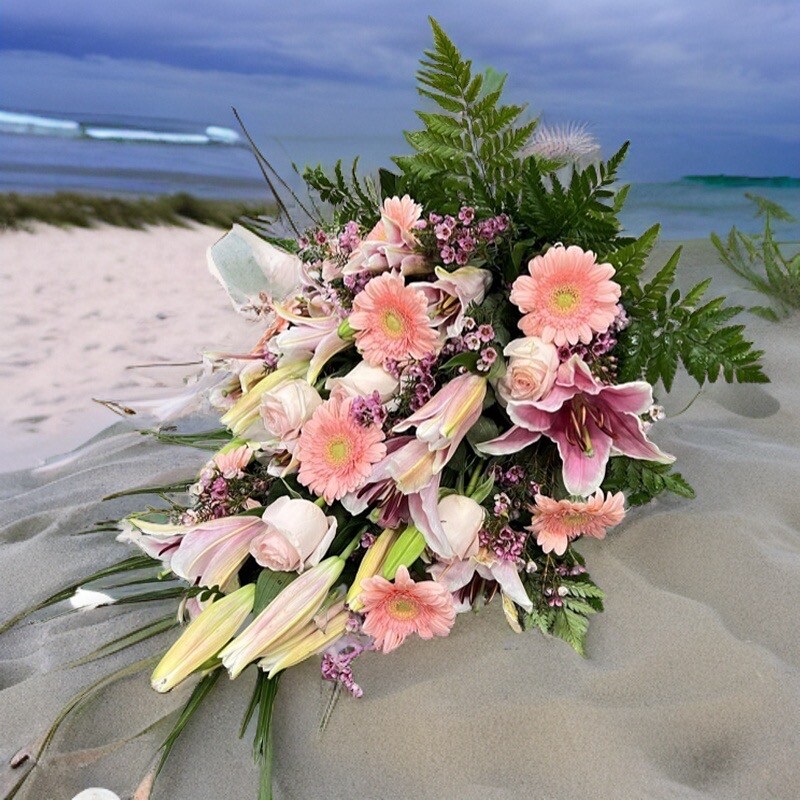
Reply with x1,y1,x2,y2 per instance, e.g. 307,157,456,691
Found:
337,318,356,340
151,584,255,693
381,524,426,580
257,603,349,676
219,556,346,679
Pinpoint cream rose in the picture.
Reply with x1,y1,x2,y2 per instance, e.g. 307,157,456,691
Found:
325,360,399,402
249,496,337,573
497,336,559,403
258,379,322,451
437,494,485,560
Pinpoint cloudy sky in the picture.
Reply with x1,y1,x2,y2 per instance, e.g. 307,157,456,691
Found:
2,0,798,180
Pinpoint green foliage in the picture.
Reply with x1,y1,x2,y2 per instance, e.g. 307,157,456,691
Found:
253,673,282,800
156,669,222,779
302,158,381,225
393,17,536,211
524,572,605,656
711,194,800,320
0,191,271,231
618,248,768,390
254,568,296,615
516,144,630,253
603,457,695,506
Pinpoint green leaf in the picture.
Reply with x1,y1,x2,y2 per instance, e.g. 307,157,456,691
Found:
394,18,535,212
551,608,590,657
69,615,178,667
156,669,222,779
253,569,296,616
603,458,696,505
0,554,159,635
253,672,282,800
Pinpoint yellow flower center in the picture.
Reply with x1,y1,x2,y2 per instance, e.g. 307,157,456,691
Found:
386,596,419,621
325,436,351,465
564,511,591,529
550,286,581,314
381,309,405,337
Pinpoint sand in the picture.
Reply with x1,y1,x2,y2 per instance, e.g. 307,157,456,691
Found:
0,223,253,473
1,231,799,799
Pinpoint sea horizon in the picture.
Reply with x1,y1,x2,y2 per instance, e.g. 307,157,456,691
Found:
2,107,798,241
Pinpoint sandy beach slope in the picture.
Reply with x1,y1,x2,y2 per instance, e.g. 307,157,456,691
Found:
0,223,253,472
0,232,798,799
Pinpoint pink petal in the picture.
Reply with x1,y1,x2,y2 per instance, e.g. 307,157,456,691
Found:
599,381,654,415
475,425,541,456
172,517,267,590
482,561,533,612
429,558,477,592
551,425,613,496
607,410,675,464
407,475,453,558
507,402,554,432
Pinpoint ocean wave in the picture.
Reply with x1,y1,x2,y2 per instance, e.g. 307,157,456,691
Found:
683,174,800,188
0,110,241,147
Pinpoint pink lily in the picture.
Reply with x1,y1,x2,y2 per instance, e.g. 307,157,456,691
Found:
479,356,673,496
118,518,184,567
271,309,352,384
170,516,270,591
414,265,492,337
127,516,268,591
341,436,414,528
378,375,486,500
430,554,533,613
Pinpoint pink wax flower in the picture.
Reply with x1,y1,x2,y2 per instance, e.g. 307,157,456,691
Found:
529,490,626,555
478,355,674,496
344,195,429,276
349,272,439,367
510,244,621,346
359,565,456,653
295,395,387,503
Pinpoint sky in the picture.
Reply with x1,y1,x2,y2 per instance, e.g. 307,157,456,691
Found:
1,0,798,181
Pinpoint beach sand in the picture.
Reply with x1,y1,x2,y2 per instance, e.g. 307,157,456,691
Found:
0,223,253,472
1,230,799,799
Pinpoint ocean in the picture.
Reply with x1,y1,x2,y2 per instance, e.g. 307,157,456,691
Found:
2,109,798,241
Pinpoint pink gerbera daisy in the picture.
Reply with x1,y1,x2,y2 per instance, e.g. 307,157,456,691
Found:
510,244,621,346
295,396,387,503
349,272,439,366
528,490,626,555
359,565,456,653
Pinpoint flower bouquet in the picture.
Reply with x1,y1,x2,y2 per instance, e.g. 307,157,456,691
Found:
4,19,767,800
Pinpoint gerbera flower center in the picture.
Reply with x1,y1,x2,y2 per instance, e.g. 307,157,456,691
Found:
381,309,405,337
386,595,420,620
550,285,581,314
325,435,352,465
564,512,591,528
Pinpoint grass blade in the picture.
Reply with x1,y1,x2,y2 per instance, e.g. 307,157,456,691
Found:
69,615,178,667
154,669,222,780
0,555,158,635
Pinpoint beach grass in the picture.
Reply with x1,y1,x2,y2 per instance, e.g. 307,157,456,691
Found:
0,191,274,231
